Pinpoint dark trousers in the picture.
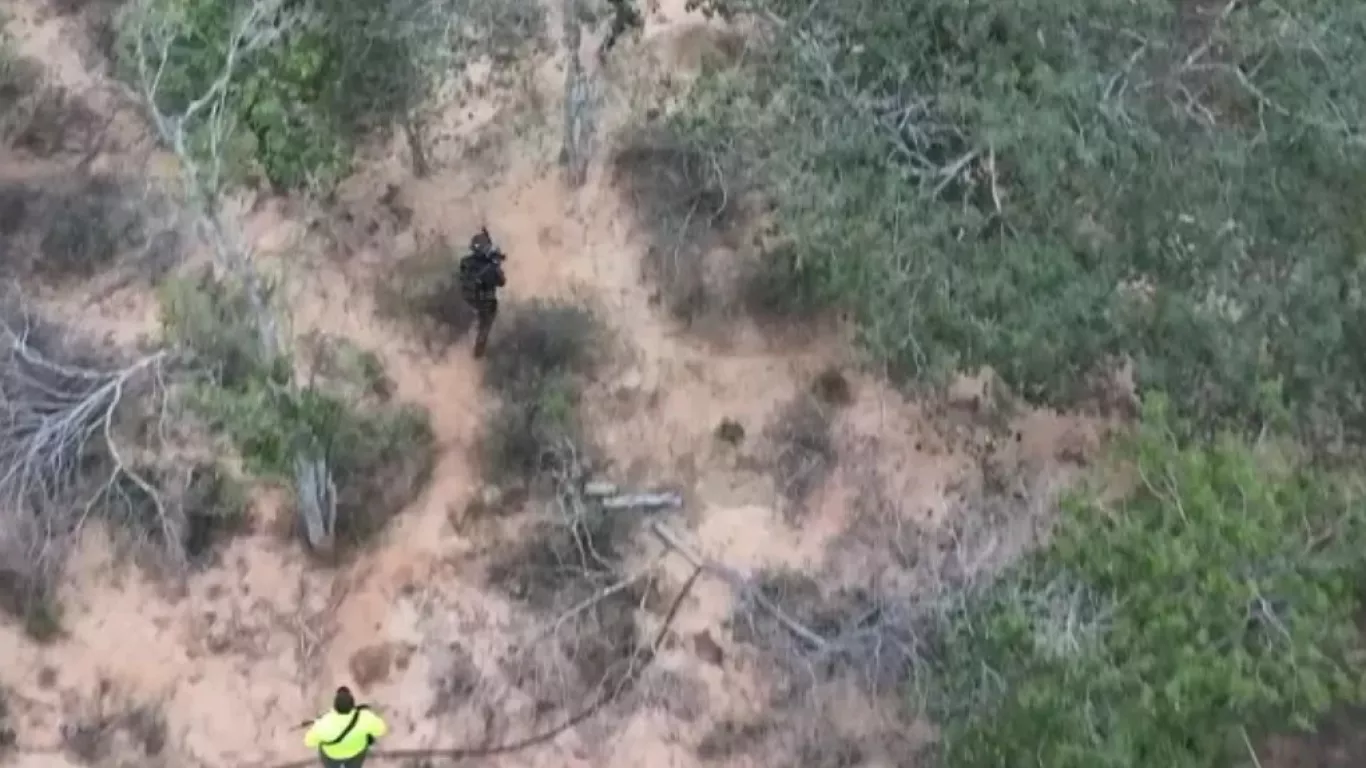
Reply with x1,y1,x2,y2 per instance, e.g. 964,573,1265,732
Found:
472,298,498,358
320,750,368,768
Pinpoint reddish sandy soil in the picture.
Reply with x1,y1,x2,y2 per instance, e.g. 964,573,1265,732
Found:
0,1,1123,767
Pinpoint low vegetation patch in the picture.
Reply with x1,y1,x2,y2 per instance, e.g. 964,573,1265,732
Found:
695,682,913,767
474,298,656,712
0,41,102,158
489,499,637,613
488,498,648,708
478,299,606,489
101,460,251,569
61,683,167,765
159,272,435,554
613,121,749,320
764,394,837,517
35,175,146,281
373,236,476,353
0,173,167,285
427,642,482,717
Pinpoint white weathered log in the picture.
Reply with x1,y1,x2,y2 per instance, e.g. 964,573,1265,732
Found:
600,491,682,510
582,480,618,497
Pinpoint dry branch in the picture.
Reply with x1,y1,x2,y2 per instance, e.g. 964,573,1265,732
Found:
650,521,830,650
0,308,174,606
521,566,655,650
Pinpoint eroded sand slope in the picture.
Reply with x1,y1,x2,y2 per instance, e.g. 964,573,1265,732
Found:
0,0,1109,766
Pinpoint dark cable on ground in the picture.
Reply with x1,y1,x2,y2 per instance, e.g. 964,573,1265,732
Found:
16,567,702,768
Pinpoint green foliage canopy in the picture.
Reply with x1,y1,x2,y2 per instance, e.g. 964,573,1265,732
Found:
117,0,392,189
669,0,1366,442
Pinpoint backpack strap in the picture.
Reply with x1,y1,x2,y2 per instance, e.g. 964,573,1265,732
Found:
321,705,369,747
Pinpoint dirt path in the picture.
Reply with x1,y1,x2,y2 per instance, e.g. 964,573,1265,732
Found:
0,1,1107,767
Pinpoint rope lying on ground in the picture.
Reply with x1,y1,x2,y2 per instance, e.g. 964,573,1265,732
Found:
265,565,700,768
14,566,701,768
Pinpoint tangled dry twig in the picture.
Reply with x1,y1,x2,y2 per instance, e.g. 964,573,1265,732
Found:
0,307,173,603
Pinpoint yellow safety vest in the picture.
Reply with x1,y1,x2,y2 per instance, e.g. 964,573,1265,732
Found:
304,707,388,760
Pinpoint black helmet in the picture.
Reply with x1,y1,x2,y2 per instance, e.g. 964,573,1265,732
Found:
470,228,493,254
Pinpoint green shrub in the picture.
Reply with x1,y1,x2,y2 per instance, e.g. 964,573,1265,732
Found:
179,462,250,559
481,374,581,484
324,400,434,548
159,273,435,551
929,395,1366,768
300,331,394,400
158,271,286,388
187,373,434,549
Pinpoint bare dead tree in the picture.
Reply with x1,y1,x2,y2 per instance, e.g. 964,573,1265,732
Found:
121,0,342,551
123,0,291,357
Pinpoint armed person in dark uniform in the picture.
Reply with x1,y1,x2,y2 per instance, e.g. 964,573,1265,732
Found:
458,227,507,358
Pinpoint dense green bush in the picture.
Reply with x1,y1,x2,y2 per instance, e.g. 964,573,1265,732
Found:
659,0,1366,444
927,395,1366,768
158,270,289,386
159,273,434,548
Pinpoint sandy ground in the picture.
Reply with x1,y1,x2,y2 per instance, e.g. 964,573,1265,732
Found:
0,0,1110,767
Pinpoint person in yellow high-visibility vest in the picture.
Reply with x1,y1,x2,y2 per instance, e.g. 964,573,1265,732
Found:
303,687,388,768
